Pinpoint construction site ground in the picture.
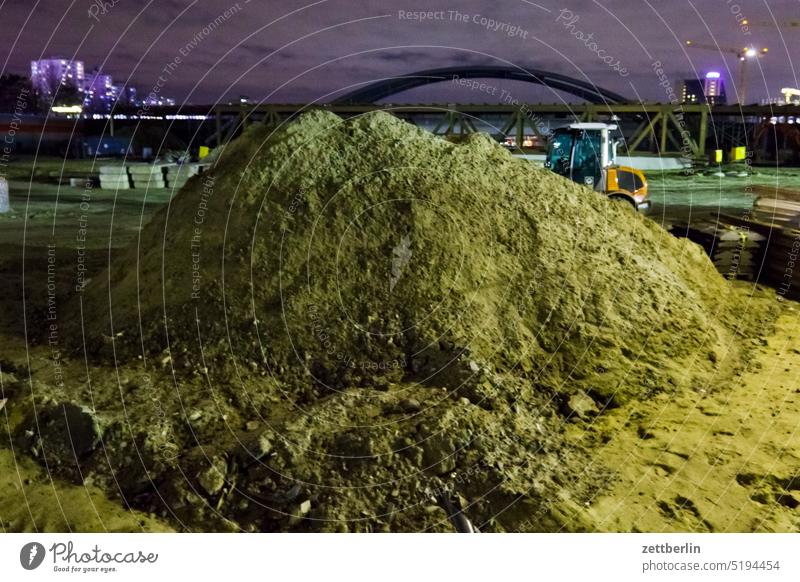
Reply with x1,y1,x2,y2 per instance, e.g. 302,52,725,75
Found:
0,158,798,533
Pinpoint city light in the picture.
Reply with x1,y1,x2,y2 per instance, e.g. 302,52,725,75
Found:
31,57,174,112
50,105,83,114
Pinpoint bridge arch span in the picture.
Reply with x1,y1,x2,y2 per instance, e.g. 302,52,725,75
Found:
334,66,628,104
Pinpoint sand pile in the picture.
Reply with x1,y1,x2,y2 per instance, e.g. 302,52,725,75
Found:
78,110,738,403
46,110,760,531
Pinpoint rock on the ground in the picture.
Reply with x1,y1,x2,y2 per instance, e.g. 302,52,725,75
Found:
23,402,102,465
196,455,227,496
422,434,458,475
563,392,600,420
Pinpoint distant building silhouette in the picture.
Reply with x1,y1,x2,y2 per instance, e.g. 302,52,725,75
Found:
31,58,173,111
679,72,726,105
30,58,85,100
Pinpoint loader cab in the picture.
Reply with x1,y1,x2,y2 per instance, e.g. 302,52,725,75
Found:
545,122,648,209
546,124,605,189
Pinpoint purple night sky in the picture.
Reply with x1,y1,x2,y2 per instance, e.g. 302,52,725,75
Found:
2,0,798,105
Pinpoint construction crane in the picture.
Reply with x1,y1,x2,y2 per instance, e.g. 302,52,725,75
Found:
685,40,768,104
742,19,800,29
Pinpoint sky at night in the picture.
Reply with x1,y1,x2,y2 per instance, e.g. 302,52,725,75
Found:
2,0,799,105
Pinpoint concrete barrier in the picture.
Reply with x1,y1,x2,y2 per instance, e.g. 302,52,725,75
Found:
129,164,169,189
165,163,202,189
99,167,131,190
0,177,10,213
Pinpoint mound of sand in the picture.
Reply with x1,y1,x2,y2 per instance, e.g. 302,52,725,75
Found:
48,110,761,531
78,110,738,404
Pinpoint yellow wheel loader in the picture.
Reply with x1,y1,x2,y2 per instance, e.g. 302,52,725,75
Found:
545,122,649,210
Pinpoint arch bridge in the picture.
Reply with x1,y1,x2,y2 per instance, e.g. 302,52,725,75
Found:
333,65,629,105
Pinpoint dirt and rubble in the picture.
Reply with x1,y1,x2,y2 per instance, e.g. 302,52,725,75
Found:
0,112,796,532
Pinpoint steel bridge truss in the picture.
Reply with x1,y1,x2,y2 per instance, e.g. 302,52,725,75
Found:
213,102,800,161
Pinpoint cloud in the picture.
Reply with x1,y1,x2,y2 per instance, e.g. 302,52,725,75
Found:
237,42,298,61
